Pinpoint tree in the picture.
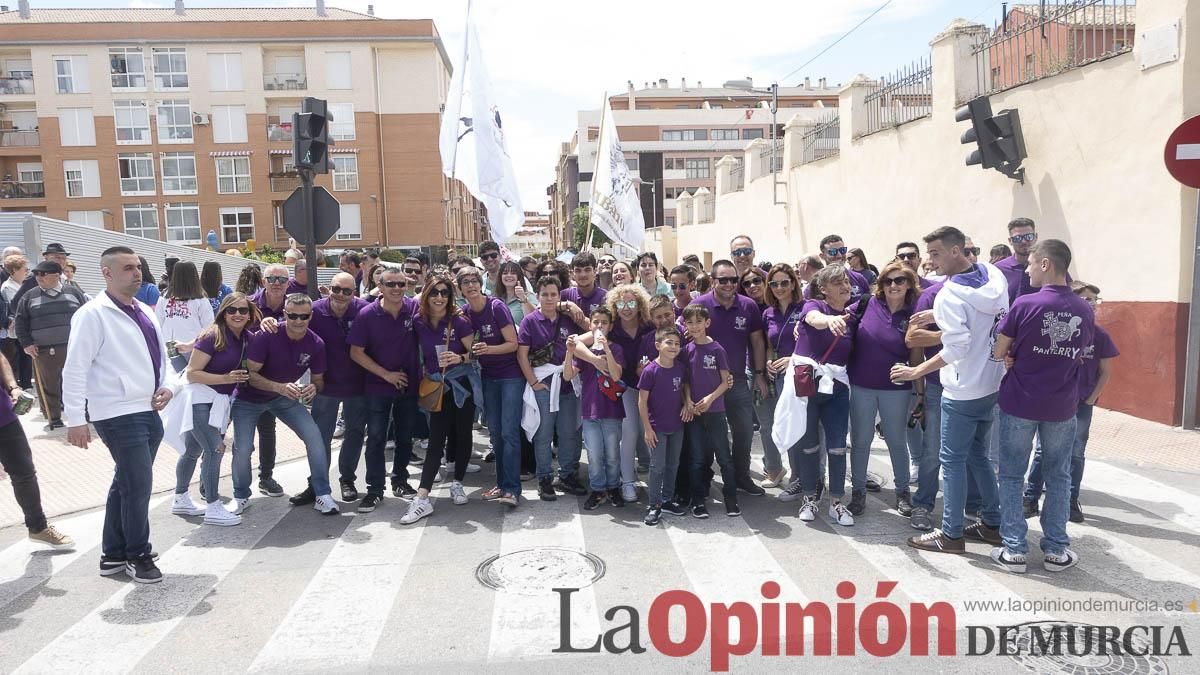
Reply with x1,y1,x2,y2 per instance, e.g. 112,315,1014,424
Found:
570,206,611,251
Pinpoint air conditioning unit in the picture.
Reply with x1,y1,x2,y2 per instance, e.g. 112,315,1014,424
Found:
192,112,209,125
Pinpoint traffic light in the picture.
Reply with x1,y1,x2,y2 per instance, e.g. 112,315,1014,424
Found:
293,97,332,174
955,96,1028,182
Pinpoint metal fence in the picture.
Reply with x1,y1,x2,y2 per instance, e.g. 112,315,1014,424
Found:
730,160,745,192
971,0,1135,100
800,111,840,165
756,139,784,176
0,181,44,199
698,196,715,223
860,56,933,137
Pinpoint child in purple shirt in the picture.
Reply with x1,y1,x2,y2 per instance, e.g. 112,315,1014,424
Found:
638,327,691,525
681,305,739,518
564,307,626,509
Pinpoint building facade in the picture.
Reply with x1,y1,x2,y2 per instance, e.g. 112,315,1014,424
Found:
0,4,481,252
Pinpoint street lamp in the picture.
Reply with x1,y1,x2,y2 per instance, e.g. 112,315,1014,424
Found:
722,79,784,205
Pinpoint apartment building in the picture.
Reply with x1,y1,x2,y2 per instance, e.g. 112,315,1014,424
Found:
0,3,482,252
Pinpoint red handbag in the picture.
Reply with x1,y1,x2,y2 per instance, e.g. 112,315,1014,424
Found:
793,336,842,398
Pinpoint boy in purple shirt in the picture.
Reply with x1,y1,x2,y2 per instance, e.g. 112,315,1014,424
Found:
991,240,1094,575
681,305,738,518
564,307,625,510
639,327,691,525
561,252,608,317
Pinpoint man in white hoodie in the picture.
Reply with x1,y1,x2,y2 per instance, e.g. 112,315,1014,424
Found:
64,246,177,584
891,226,1008,554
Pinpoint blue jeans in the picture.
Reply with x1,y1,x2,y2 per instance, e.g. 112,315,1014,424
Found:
484,377,525,495
648,429,684,505
998,411,1076,556
582,418,622,491
913,382,944,511
310,394,368,485
1024,402,1092,502
363,393,416,494
724,379,756,481
176,403,225,503
798,383,850,498
92,411,162,560
756,382,785,473
533,383,581,480
939,393,1001,538
688,412,737,504
849,385,912,494
232,397,331,499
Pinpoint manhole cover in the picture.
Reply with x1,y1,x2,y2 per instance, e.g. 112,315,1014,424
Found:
1008,621,1168,675
476,547,605,595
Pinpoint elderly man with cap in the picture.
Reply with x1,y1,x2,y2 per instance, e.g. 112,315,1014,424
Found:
10,243,82,309
13,259,88,431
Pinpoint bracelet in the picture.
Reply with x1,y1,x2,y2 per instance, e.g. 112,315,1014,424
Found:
753,369,765,375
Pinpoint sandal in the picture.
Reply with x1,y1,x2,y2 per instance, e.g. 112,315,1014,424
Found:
481,486,503,501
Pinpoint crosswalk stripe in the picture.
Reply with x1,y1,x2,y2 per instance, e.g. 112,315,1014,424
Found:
1077,460,1200,535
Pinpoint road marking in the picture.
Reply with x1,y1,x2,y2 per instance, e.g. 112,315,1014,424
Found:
1078,460,1200,535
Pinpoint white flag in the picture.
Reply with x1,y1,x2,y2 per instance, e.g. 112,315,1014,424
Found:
589,97,644,251
439,12,524,241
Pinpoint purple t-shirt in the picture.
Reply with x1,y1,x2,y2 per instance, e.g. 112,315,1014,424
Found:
610,321,652,388
912,281,944,387
517,309,573,368
0,384,16,428
574,342,626,420
561,285,608,318
238,328,327,404
995,255,1072,305
109,293,163,384
253,290,287,323
308,297,368,398
465,297,522,380
684,340,729,414
347,297,419,397
997,285,1095,422
193,326,251,395
687,292,762,381
848,297,913,390
1078,325,1119,403
848,269,871,300
764,302,804,358
286,278,308,296
415,313,473,377
918,276,935,290
794,299,856,366
634,325,682,376
638,359,686,434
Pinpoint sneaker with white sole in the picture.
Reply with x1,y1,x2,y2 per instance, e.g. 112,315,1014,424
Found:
798,495,819,521
204,501,242,527
1043,549,1079,573
621,483,638,504
385,440,397,451
28,525,75,549
450,481,468,505
778,478,804,503
171,493,205,516
828,501,855,526
989,547,1027,574
333,418,345,439
400,497,434,524
445,461,482,475
313,494,340,515
231,497,250,515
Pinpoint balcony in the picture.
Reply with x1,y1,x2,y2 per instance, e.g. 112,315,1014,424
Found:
0,75,33,95
0,181,45,199
263,73,306,91
270,173,301,192
267,123,294,142
0,129,38,147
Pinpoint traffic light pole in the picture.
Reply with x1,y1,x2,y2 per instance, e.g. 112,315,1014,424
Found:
299,166,319,301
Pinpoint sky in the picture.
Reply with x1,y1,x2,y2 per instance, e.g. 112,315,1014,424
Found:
34,0,1009,211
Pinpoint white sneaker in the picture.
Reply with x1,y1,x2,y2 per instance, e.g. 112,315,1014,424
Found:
204,502,242,527
1044,549,1079,573
333,418,346,439
798,495,818,521
829,501,855,526
171,493,205,516
450,481,468,505
314,494,340,515
444,461,482,476
419,439,429,450
400,497,433,524
232,497,250,515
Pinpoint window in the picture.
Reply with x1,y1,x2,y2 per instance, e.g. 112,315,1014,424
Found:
332,155,358,191
329,103,355,140
153,47,188,89
664,158,684,171
156,99,193,142
220,207,254,243
109,47,146,89
16,162,43,185
207,52,243,91
661,129,706,141
5,58,32,79
684,158,710,179
123,203,160,240
211,105,248,143
63,160,100,198
665,214,676,227
216,156,251,194
624,156,639,171
68,210,105,229
326,51,352,89
711,129,739,141
8,110,36,131
118,153,156,195
161,152,197,195
114,100,151,144
336,203,362,241
164,202,201,244
664,187,696,199
741,128,764,140
53,55,89,94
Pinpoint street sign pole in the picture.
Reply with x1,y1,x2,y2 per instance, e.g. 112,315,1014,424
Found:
300,166,319,301
1164,115,1200,429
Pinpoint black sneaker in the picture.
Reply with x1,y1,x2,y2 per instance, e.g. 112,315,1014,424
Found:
847,488,867,516
896,491,914,517
538,477,557,501
258,477,284,497
583,491,606,510
778,478,804,503
409,453,424,465
288,485,315,506
554,474,588,496
865,471,883,492
725,499,742,517
736,478,766,496
43,420,64,432
963,520,1003,545
643,506,662,526
100,554,126,576
1069,499,1084,523
340,481,359,502
391,483,417,500
661,500,686,517
484,451,495,463
358,494,383,513
1023,498,1040,519
607,487,626,507
691,503,710,519
125,555,163,584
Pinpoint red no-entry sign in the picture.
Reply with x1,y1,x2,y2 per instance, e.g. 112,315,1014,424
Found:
1164,115,1200,188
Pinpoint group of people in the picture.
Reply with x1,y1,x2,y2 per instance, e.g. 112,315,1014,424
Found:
0,216,1116,583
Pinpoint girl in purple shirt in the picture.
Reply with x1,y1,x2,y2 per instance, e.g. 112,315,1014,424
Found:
564,306,625,510
607,283,653,504
758,264,805,490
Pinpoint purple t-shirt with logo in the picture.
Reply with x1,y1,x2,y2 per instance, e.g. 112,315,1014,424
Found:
253,290,287,323
687,292,762,381
684,340,729,414
764,302,804,358
238,328,327,404
995,255,1072,305
638,359,687,434
193,326,251,395
848,297,913,390
997,285,1095,422
912,281,943,387
609,321,652,388
1078,325,1119,403
635,326,683,376
466,297,522,380
848,269,871,299
308,297,368,398
574,342,626,420
794,299,856,366
517,309,572,367
415,313,473,377
347,297,419,397
561,286,608,318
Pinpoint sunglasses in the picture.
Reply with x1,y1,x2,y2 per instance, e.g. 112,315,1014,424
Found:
481,252,500,261
896,252,918,261
614,300,638,311
381,280,407,289
731,247,754,258
33,270,59,277
715,276,739,286
965,247,981,256
285,312,311,321
881,276,910,287
265,276,289,284
670,282,690,290
825,246,848,256
524,267,539,274
427,287,453,298
225,306,252,315
330,287,355,296
1010,233,1038,244
403,268,422,276
599,259,615,266
741,278,763,287
767,279,792,289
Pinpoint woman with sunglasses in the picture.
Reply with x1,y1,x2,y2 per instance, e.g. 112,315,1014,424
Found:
605,283,653,502
758,264,804,490
400,275,481,524
738,267,769,313
539,260,572,291
171,292,261,526
846,248,877,287
845,261,922,523
519,256,540,287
